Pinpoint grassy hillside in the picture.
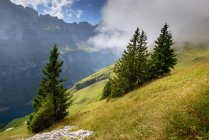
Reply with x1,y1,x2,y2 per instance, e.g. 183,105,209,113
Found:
0,116,29,139
1,45,209,139
71,64,113,91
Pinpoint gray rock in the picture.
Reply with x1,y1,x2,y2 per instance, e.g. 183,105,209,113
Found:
28,126,94,140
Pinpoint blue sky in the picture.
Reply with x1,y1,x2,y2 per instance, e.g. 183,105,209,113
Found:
65,0,106,24
10,0,107,25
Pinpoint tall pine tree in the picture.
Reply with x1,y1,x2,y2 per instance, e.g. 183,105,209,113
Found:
103,28,149,98
135,30,149,85
110,28,140,97
42,46,71,121
101,24,176,99
27,45,72,132
150,23,177,77
33,78,48,112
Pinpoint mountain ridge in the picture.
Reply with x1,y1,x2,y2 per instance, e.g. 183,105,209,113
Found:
0,0,117,128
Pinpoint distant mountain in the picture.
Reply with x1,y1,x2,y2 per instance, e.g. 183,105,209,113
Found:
0,0,117,126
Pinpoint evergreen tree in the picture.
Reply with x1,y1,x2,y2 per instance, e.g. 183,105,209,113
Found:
110,76,130,98
101,28,150,98
28,96,55,133
115,28,140,86
41,45,71,121
33,78,48,112
110,28,140,97
101,80,112,100
101,24,176,99
150,23,177,77
135,30,149,85
27,45,72,132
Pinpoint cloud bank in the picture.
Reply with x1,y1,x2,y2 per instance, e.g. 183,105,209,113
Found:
89,0,209,50
10,0,82,19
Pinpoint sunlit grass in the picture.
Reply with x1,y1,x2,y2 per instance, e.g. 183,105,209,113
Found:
1,46,209,139
0,116,31,140
69,80,107,114
63,60,209,139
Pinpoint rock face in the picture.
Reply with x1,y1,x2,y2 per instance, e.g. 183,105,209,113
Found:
28,126,94,140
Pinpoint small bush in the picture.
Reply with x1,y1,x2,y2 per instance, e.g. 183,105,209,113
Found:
28,96,55,133
101,81,112,100
110,77,130,98
165,85,209,139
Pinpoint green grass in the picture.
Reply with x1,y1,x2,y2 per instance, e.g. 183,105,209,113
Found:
68,61,209,139
0,116,31,140
69,80,108,114
164,84,209,139
1,45,209,139
71,65,113,91
76,65,113,85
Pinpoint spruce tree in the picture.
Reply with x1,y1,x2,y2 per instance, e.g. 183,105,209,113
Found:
110,28,140,97
101,80,112,100
28,96,55,133
115,28,140,86
27,45,72,132
101,28,150,98
101,24,176,99
33,78,48,112
150,23,177,77
135,30,149,85
42,46,71,121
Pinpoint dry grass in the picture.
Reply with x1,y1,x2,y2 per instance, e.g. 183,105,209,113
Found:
66,62,209,140
1,46,209,139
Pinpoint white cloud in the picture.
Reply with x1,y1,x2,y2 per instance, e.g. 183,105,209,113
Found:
10,0,54,9
75,9,82,18
65,9,83,19
89,0,209,50
10,0,82,19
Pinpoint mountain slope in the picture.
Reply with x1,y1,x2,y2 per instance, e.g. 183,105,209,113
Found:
1,44,209,139
0,0,117,127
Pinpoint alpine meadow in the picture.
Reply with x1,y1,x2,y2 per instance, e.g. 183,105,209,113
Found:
1,0,209,140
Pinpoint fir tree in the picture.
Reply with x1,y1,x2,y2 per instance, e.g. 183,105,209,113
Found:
28,96,55,133
33,78,48,112
41,45,71,121
101,25,176,99
110,28,140,97
150,23,177,77
115,28,140,87
27,45,72,132
101,28,150,98
101,80,112,100
135,30,149,85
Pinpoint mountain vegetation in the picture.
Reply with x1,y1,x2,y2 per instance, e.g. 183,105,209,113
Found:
102,24,177,99
0,2,207,138
0,0,116,127
150,23,177,77
27,46,72,133
73,65,113,90
1,44,209,139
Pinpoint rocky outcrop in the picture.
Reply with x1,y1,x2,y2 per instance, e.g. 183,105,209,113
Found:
28,126,94,140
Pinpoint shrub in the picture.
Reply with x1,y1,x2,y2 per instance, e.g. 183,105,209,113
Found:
101,81,112,100
28,96,55,133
